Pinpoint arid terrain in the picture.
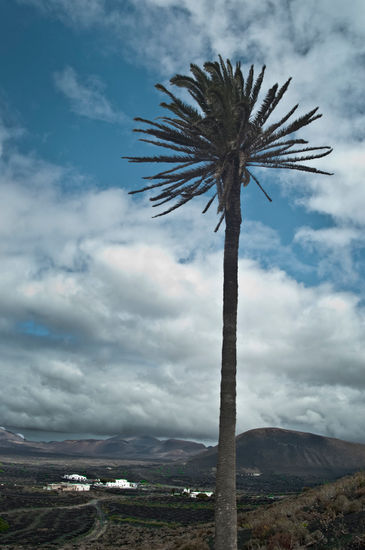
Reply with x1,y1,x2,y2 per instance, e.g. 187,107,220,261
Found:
1,454,365,549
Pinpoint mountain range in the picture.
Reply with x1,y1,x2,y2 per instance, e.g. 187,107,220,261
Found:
0,428,205,460
2,426,365,478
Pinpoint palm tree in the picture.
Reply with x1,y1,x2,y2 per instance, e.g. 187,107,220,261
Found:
124,57,332,550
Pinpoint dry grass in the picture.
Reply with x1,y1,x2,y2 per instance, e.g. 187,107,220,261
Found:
238,471,365,549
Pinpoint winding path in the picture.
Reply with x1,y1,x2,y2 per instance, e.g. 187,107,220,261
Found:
1,494,124,548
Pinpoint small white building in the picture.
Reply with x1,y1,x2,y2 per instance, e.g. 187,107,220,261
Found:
64,483,90,491
104,478,137,489
63,474,88,482
62,483,90,492
243,469,262,477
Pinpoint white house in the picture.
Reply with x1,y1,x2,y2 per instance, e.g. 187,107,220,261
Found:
63,483,90,492
63,474,88,482
104,478,137,489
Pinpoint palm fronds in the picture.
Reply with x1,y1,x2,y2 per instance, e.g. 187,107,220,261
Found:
124,57,332,228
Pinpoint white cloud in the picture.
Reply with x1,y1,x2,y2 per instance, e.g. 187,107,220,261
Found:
298,145,365,226
54,66,127,124
7,1,365,443
296,227,363,250
23,0,364,227
295,225,365,286
0,115,365,442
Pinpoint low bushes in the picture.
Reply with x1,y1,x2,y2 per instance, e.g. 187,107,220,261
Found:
0,516,9,532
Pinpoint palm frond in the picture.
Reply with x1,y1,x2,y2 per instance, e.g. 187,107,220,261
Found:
250,161,333,175
251,84,278,126
244,65,254,97
123,153,195,164
250,146,332,163
202,192,217,213
214,212,225,232
261,77,292,124
250,65,266,110
254,104,299,147
136,138,197,154
246,169,272,202
133,126,203,149
253,138,308,153
143,161,197,180
152,195,194,218
234,64,244,96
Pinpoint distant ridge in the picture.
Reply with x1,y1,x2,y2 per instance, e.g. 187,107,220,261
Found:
3,426,365,476
187,427,365,478
0,427,205,460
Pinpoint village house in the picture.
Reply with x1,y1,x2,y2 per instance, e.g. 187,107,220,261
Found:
63,474,87,482
62,483,90,491
104,478,138,489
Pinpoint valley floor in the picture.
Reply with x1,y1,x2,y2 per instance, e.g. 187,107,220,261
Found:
1,456,365,549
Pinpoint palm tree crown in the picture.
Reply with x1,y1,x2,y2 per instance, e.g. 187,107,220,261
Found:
125,56,332,230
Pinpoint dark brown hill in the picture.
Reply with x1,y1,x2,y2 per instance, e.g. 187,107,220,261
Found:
187,427,365,478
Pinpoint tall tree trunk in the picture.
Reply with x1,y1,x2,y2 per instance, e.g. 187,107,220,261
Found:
214,172,242,550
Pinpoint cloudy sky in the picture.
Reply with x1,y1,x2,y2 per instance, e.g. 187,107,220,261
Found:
0,0,364,444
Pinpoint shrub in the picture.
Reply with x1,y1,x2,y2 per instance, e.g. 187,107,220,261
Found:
347,499,363,513
355,486,365,498
196,493,210,500
0,517,9,532
331,493,350,514
267,531,294,550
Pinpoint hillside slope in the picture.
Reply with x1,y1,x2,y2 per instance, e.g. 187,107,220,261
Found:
188,427,365,477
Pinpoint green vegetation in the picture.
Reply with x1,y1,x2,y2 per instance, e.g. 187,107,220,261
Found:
0,516,9,532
